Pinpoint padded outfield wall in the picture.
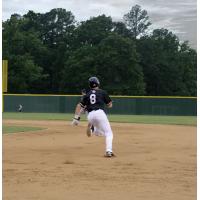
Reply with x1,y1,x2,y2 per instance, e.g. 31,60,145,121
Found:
3,94,196,116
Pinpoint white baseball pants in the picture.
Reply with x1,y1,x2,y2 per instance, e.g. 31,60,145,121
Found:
87,109,113,152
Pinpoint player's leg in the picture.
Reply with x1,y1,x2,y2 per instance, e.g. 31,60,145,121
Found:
86,123,104,137
86,123,92,137
93,126,104,136
87,110,115,157
93,110,114,156
86,111,97,137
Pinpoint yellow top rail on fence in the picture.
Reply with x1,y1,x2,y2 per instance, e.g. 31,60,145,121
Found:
3,93,197,99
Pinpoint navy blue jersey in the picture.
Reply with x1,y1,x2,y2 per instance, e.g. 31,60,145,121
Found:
80,89,112,112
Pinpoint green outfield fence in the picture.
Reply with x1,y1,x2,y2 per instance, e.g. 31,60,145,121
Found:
2,94,197,116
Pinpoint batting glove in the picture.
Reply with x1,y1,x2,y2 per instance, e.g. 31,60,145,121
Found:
71,115,80,126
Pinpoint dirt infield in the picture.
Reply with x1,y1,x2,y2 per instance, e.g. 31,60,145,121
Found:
3,119,196,200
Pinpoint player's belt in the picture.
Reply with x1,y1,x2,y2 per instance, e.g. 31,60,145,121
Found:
88,108,100,113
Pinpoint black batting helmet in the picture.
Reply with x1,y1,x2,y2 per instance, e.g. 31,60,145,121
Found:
89,77,100,88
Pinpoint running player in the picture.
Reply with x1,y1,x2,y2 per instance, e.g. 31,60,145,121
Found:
72,77,115,157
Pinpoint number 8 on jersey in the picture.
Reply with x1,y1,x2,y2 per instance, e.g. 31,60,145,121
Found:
90,94,96,104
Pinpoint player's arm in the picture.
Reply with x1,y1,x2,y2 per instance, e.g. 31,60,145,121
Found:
72,103,82,126
72,98,86,126
75,103,82,116
104,91,113,108
107,101,112,108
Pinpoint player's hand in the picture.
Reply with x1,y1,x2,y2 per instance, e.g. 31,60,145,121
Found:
71,115,80,126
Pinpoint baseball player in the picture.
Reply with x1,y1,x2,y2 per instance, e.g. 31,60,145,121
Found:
18,104,23,112
72,77,115,157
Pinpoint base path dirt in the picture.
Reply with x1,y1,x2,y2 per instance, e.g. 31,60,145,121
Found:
2,119,196,200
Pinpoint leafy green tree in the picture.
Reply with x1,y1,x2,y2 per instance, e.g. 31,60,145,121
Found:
3,14,23,57
96,34,145,95
3,13,49,93
137,29,196,96
22,11,41,32
112,22,132,38
8,54,43,93
61,33,145,95
73,15,113,47
177,42,197,96
2,8,196,96
60,45,98,93
123,5,151,39
23,9,76,92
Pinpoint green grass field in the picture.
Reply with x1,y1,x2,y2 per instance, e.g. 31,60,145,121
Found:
3,112,197,126
2,126,45,134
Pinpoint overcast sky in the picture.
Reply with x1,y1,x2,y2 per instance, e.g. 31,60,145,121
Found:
2,0,197,49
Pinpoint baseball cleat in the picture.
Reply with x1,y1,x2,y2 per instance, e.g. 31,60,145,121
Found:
104,151,116,158
91,125,94,133
86,125,94,137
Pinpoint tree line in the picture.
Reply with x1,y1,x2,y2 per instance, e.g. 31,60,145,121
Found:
2,5,197,96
